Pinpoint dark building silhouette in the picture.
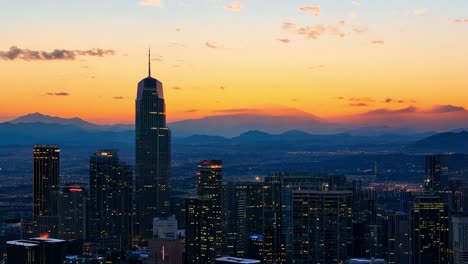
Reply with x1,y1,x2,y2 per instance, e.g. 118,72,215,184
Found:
6,237,65,264
410,195,449,264
186,198,202,264
88,150,132,258
262,173,286,264
59,184,86,242
223,181,264,257
424,155,448,192
387,212,410,264
292,189,353,264
33,144,60,237
135,50,171,239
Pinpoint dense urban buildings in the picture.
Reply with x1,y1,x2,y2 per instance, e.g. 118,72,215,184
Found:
33,144,60,237
410,195,449,264
135,51,172,239
6,237,66,264
88,149,133,258
59,184,86,241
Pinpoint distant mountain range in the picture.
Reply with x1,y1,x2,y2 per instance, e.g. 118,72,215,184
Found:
1,112,467,153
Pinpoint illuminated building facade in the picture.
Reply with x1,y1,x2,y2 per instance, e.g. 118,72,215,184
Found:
135,51,171,239
33,144,60,236
410,195,449,264
185,198,202,264
197,160,223,263
88,150,133,256
292,189,353,264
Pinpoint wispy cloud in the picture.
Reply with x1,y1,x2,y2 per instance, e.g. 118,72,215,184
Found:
367,106,417,115
172,86,183,90
352,1,360,6
296,25,326,39
277,38,290,43
224,1,243,11
414,8,428,15
205,42,223,49
282,21,296,30
430,104,466,113
352,25,368,33
46,92,70,96
452,18,468,24
184,109,198,113
213,108,255,113
298,6,320,17
113,96,125,100
139,0,162,6
370,40,385,45
350,103,369,107
218,86,226,90
0,46,115,61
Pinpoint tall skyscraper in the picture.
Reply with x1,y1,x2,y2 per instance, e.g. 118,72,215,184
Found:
223,181,264,257
197,160,223,263
292,188,353,264
33,144,60,236
186,198,202,264
135,50,171,239
6,237,66,264
387,212,410,264
410,195,449,264
88,150,133,257
424,155,448,192
60,184,86,241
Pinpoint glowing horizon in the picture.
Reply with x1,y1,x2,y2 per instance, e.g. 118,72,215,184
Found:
1,0,467,125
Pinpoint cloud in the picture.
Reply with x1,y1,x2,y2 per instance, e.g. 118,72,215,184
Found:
296,25,326,39
176,28,182,32
453,18,468,24
224,1,243,11
219,86,225,90
277,38,290,43
385,98,392,103
430,104,466,113
205,42,223,49
0,46,115,61
309,64,325,70
46,92,69,96
371,40,385,45
139,0,162,6
352,25,368,33
349,97,375,102
352,1,360,6
336,97,345,100
350,103,369,107
282,21,296,30
298,6,320,17
184,109,198,113
172,86,183,90
367,106,417,115
113,96,125,100
414,8,428,15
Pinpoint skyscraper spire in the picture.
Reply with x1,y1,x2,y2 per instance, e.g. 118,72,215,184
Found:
148,48,151,77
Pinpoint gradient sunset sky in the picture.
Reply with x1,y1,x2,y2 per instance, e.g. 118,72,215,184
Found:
1,0,467,124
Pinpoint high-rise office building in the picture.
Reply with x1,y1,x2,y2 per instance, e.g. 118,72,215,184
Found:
424,155,448,192
410,195,449,264
452,214,468,264
33,144,60,237
135,50,171,239
387,212,410,264
60,184,86,241
186,198,202,264
197,160,223,263
262,173,286,264
292,189,353,264
223,181,263,257
88,150,133,257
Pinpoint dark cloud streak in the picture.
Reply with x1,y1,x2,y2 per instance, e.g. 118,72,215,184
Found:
0,46,115,61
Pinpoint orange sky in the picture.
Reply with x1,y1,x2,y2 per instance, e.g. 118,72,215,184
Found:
1,0,467,124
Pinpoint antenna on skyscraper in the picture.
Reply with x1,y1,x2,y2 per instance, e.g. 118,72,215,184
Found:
148,48,151,77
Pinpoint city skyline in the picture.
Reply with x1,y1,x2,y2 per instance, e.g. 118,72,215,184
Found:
1,0,467,125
